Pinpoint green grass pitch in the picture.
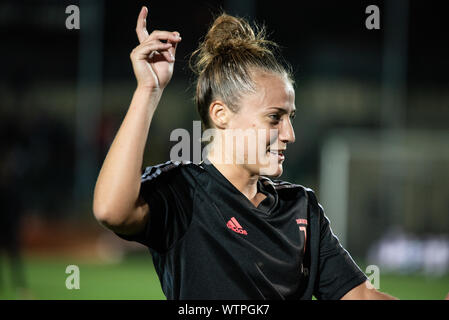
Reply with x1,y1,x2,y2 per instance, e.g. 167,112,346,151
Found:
0,255,447,300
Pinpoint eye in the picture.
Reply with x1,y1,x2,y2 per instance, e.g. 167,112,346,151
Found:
269,114,281,122
290,113,296,121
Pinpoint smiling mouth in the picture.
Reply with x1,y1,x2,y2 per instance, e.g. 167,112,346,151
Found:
266,148,286,158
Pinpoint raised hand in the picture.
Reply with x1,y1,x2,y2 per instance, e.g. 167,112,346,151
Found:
130,6,182,91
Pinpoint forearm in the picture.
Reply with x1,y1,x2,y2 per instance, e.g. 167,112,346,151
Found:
364,289,398,300
93,87,162,225
341,281,398,300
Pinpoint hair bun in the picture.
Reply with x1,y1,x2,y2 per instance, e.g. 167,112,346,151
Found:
205,14,256,55
190,13,276,75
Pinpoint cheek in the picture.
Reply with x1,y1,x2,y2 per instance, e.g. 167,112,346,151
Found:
250,122,278,148
266,127,279,146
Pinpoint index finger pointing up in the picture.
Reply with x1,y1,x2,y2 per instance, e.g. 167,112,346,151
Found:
136,6,150,43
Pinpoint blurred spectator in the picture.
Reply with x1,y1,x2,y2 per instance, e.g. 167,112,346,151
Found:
367,226,449,276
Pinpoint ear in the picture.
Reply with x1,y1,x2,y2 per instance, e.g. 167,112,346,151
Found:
209,100,232,129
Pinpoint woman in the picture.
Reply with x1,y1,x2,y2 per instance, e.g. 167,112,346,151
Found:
93,6,396,300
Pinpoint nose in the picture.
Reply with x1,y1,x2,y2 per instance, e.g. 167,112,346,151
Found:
279,117,295,144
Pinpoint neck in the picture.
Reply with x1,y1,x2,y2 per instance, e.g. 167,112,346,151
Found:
207,153,265,206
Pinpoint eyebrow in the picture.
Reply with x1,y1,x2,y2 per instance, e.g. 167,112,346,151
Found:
266,106,296,114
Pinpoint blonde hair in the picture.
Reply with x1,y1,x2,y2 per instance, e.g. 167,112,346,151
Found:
189,13,294,129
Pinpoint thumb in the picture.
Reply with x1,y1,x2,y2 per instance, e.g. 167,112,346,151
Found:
445,292,449,300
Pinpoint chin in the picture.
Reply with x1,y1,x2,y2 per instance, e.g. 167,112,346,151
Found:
257,163,283,177
269,165,283,178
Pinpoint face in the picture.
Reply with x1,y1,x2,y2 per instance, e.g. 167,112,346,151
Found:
220,71,296,177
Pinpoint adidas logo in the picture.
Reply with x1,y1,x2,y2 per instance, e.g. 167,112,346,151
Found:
227,217,248,235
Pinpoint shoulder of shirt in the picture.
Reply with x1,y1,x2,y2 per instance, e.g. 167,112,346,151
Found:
260,176,305,192
141,160,194,182
260,176,322,207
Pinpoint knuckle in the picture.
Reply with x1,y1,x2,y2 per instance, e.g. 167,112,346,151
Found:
150,30,162,37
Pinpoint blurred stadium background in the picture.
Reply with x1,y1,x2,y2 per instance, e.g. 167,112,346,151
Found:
0,0,448,299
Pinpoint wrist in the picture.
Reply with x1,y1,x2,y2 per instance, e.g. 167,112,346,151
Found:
135,86,164,103
132,86,164,112
135,85,164,96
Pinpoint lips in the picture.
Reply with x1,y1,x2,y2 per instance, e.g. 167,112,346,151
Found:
267,148,286,161
268,150,284,155
267,148,285,155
